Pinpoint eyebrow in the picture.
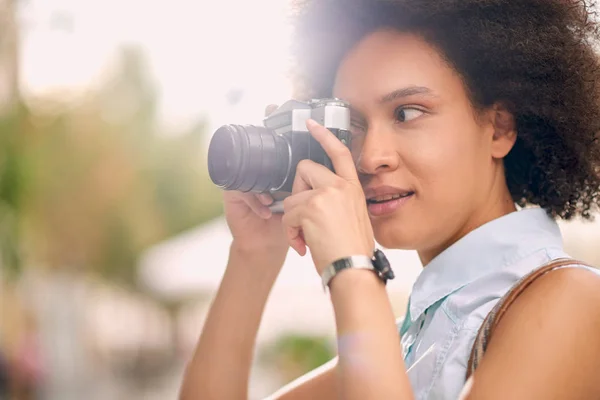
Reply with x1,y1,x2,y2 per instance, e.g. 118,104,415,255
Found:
379,86,436,104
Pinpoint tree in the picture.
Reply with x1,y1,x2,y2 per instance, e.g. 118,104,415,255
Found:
0,45,223,287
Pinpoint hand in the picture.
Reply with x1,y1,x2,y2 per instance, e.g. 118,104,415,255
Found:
223,105,289,260
282,119,375,275
223,191,287,252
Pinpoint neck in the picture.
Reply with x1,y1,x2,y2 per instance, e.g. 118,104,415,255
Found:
418,176,517,266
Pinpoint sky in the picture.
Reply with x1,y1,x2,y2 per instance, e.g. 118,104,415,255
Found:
19,0,294,133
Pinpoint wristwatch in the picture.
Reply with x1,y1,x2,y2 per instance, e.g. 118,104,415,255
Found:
321,250,394,291
320,255,375,291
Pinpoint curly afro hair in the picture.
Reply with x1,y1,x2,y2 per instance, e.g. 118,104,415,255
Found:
290,0,600,219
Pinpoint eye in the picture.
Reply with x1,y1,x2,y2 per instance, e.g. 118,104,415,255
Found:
394,106,425,122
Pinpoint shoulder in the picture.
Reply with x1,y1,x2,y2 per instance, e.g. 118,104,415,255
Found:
507,265,600,322
469,266,600,398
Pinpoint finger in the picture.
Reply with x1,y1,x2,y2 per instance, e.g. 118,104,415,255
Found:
291,159,341,194
265,104,279,117
283,190,315,212
281,208,307,255
306,119,358,182
257,193,274,206
286,226,307,256
239,193,272,219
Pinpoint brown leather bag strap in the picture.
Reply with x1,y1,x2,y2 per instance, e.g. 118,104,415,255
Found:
466,258,590,379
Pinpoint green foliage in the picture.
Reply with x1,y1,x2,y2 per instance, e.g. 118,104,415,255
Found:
0,105,28,278
260,333,336,381
0,45,223,287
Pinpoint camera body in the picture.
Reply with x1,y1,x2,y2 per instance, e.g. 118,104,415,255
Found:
207,98,352,208
262,98,352,193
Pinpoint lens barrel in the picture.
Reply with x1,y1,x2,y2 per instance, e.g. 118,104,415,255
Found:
207,124,290,192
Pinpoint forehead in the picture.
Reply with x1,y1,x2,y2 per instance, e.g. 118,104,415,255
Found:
333,29,464,106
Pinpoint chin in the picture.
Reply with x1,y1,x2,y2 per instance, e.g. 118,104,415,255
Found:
372,220,422,250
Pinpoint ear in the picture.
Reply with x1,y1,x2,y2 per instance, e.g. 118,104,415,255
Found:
489,103,517,159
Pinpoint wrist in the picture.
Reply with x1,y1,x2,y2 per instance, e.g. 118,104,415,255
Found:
329,268,385,293
230,240,288,261
328,269,391,323
228,241,287,280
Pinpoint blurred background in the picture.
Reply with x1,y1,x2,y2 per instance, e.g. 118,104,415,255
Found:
0,0,598,399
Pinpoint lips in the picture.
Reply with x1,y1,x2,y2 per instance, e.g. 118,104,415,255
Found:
367,192,414,204
364,185,415,204
364,185,415,216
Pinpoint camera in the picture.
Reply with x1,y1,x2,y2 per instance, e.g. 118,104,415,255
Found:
207,98,352,211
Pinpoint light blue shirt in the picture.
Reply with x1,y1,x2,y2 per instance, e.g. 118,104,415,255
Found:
397,208,597,400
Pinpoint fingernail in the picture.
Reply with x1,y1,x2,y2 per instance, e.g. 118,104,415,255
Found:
258,194,273,205
306,119,318,129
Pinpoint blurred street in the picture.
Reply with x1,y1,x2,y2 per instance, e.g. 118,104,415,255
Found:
1,1,599,399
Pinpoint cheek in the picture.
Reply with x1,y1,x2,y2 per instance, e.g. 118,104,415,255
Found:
371,122,488,249
403,119,487,198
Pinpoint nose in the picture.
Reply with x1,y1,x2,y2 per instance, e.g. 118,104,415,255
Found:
356,127,401,175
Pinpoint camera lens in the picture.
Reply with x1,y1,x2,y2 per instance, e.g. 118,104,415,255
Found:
207,124,290,192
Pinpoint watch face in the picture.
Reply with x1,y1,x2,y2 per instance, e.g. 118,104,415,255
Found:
322,255,378,291
332,258,354,272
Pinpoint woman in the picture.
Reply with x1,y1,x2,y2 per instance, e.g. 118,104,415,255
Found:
180,0,600,398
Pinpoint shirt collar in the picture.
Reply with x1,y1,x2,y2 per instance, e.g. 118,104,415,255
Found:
408,208,563,322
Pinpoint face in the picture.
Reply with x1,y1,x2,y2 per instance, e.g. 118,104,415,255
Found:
333,29,515,263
